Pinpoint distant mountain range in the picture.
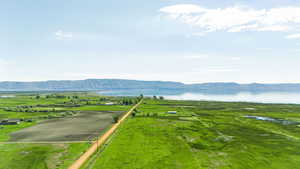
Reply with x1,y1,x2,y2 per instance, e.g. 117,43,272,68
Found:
0,79,300,93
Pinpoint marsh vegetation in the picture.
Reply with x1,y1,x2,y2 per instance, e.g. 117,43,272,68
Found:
86,99,300,169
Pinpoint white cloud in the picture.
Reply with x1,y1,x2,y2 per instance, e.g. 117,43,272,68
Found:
160,4,205,14
160,4,300,33
257,25,291,31
228,24,259,32
54,30,73,40
285,33,300,39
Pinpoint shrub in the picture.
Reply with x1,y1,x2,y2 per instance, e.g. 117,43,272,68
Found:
113,114,120,123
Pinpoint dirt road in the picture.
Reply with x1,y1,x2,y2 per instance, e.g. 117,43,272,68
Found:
67,99,143,169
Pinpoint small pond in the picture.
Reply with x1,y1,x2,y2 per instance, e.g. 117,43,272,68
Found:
244,115,300,125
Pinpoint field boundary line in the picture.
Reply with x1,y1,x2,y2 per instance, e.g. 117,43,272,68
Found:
67,99,143,169
0,141,91,144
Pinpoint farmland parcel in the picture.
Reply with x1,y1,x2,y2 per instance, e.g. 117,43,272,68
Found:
0,92,135,169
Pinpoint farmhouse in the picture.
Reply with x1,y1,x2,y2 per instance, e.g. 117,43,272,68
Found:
166,111,177,114
0,119,21,125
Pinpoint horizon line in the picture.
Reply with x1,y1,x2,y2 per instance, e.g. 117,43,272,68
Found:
0,78,300,85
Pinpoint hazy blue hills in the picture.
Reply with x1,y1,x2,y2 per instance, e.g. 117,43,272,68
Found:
0,79,184,91
0,79,300,93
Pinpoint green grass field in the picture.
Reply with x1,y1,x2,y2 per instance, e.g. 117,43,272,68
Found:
0,143,90,169
86,99,300,169
0,92,137,169
2,93,300,169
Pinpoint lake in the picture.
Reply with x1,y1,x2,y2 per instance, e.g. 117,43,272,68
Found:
98,90,300,104
164,92,300,104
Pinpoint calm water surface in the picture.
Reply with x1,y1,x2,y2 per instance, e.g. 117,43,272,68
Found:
164,92,300,104
99,90,300,104
0,95,15,98
244,115,300,125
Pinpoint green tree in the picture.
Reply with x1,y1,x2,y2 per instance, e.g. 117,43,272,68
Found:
140,94,144,98
113,114,120,123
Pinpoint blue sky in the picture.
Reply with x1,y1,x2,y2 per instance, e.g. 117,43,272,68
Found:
1,0,300,83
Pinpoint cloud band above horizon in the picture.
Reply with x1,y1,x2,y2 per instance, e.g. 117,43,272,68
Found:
159,4,300,33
